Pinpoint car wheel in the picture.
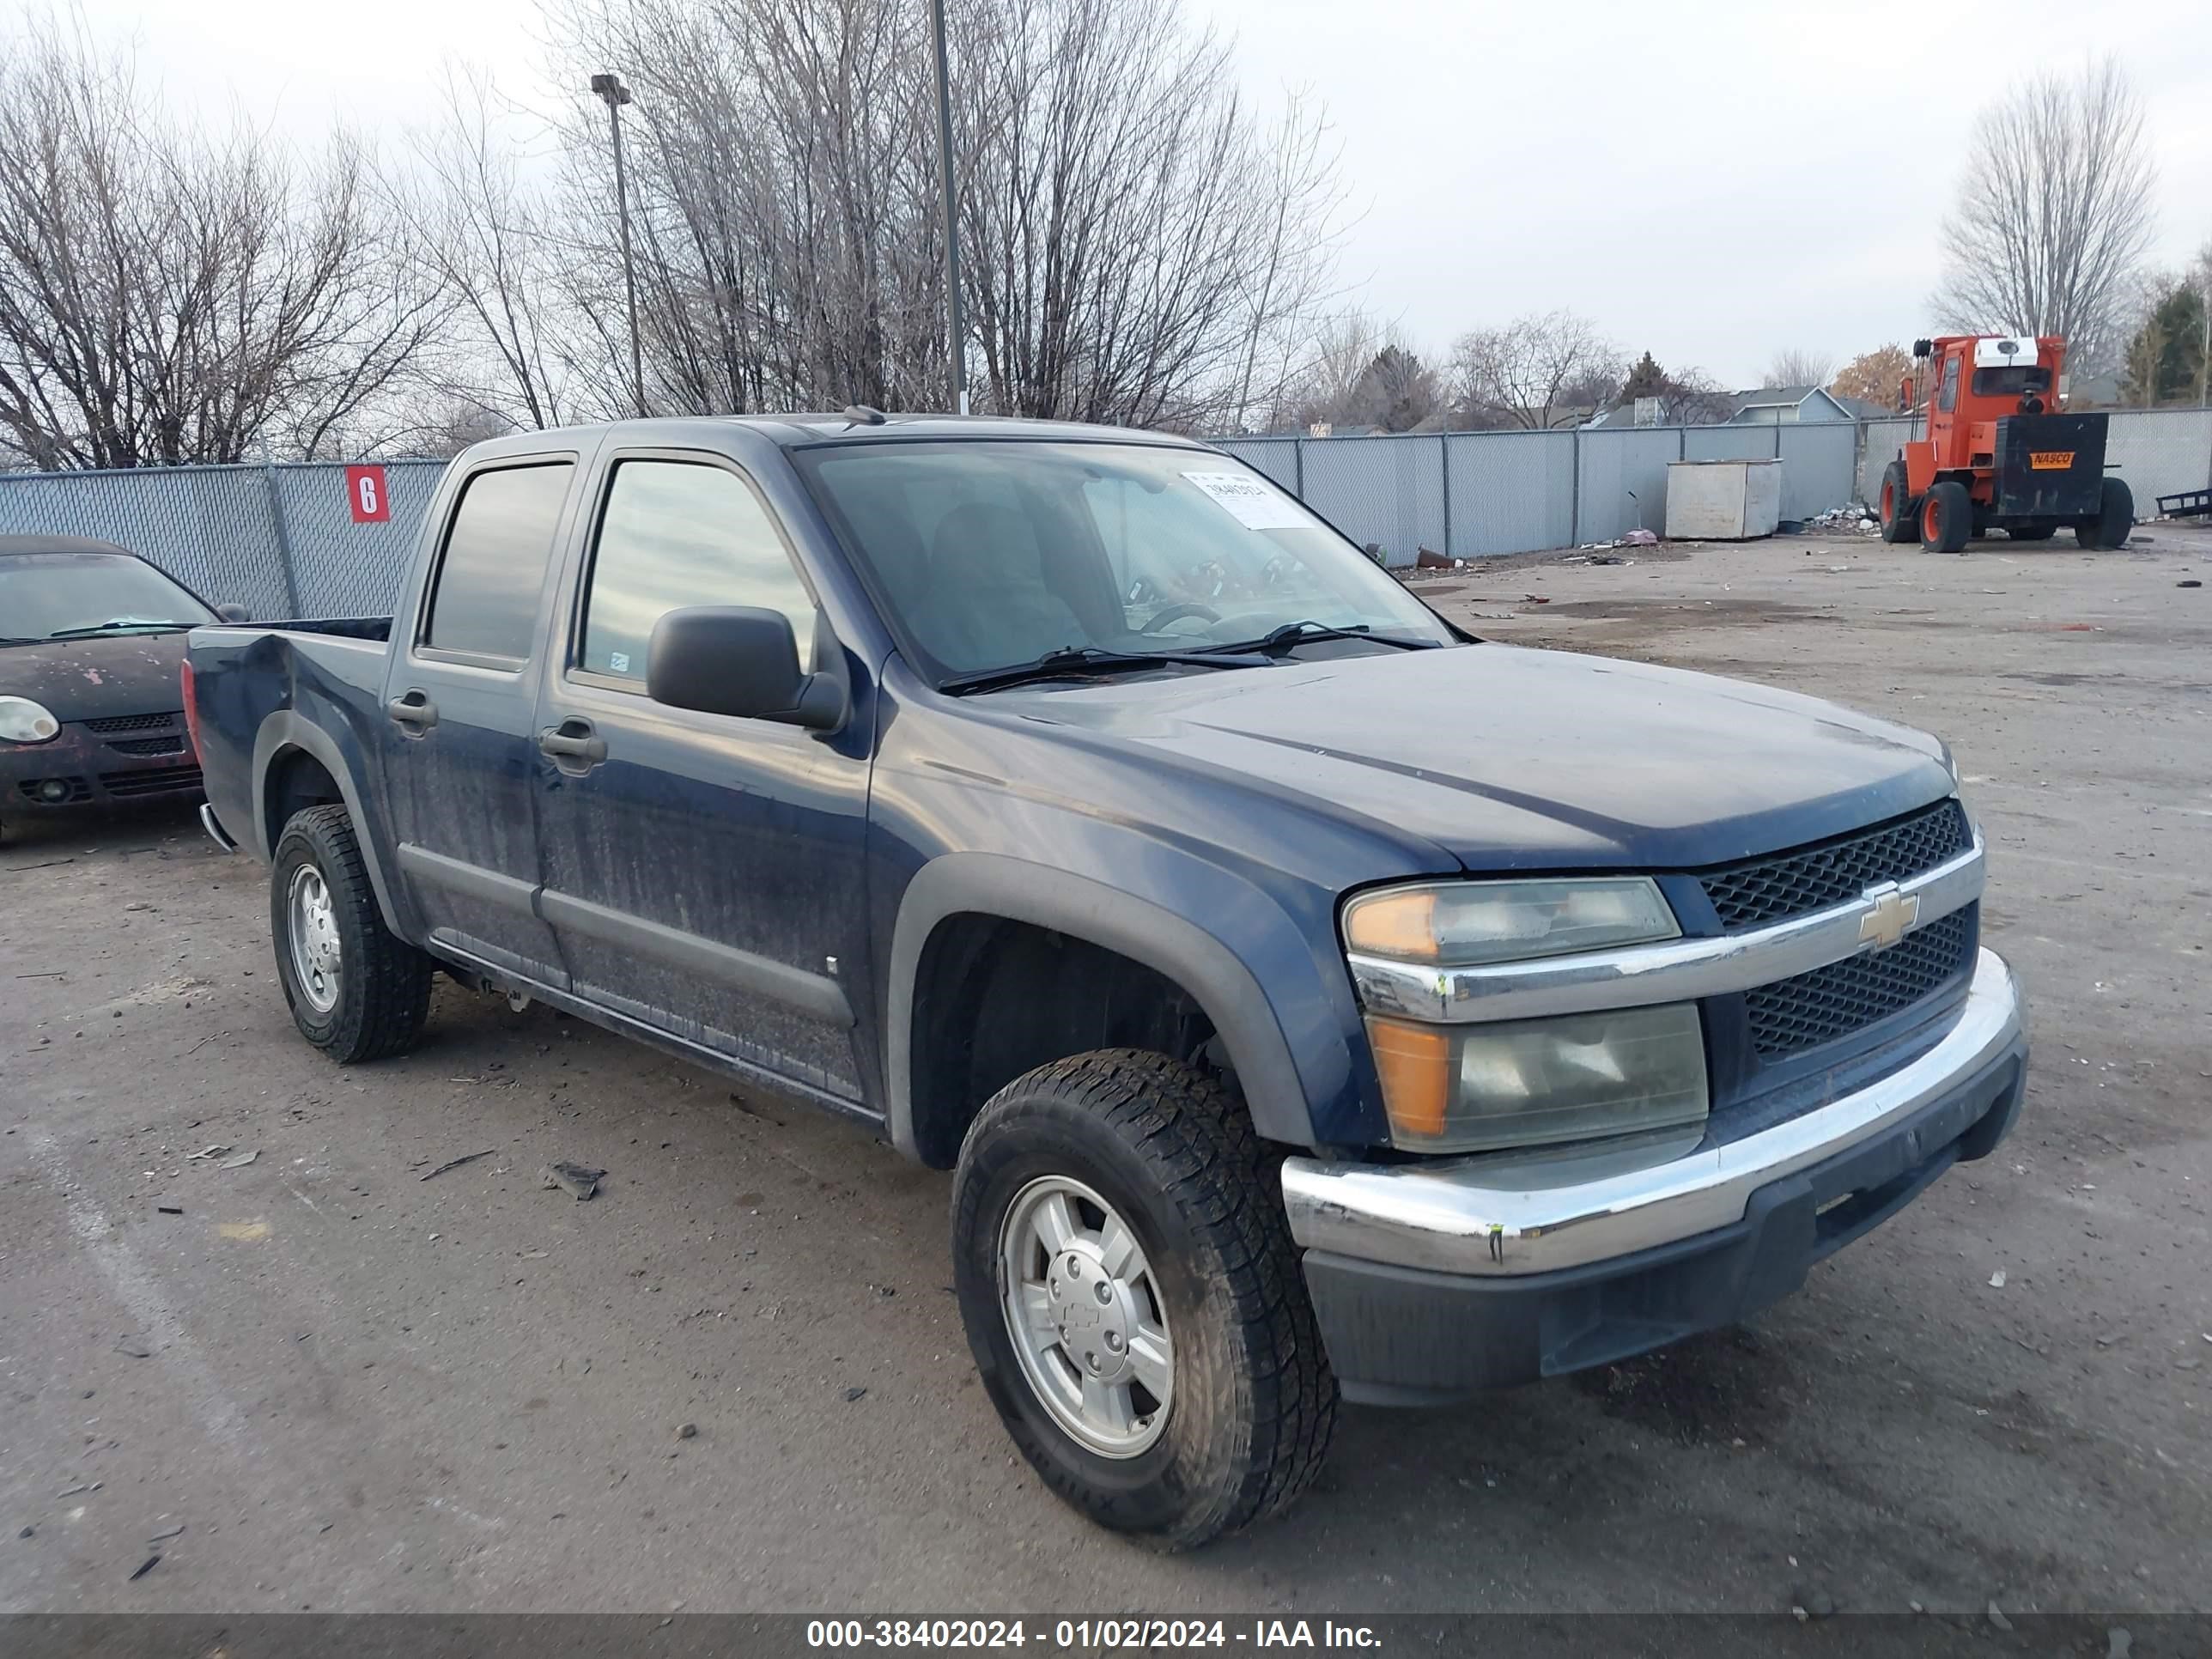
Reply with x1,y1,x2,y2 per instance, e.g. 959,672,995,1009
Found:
951,1049,1337,1549
1921,481,1972,554
2075,477,2134,550
1877,463,1916,544
270,804,434,1062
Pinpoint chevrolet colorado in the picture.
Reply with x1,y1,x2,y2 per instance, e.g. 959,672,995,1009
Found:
185,415,2027,1547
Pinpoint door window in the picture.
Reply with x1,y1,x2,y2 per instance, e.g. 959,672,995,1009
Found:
1937,357,1960,413
580,459,816,685
422,462,574,661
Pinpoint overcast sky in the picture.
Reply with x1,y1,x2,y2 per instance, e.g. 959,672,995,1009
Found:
64,0,2212,387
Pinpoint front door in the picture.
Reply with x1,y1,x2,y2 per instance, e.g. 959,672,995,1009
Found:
531,449,872,1103
382,456,579,988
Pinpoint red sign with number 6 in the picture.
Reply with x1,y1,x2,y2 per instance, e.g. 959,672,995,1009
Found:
346,464,391,523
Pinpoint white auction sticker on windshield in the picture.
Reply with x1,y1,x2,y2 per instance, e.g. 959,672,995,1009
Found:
1181,471,1310,531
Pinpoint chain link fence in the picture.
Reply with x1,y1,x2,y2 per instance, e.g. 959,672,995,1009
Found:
1,410,2206,606
0,459,448,619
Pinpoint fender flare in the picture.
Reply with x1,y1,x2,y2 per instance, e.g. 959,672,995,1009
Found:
251,710,405,936
885,852,1317,1155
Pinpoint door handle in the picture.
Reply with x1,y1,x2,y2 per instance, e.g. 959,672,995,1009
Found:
538,720,607,766
387,692,439,730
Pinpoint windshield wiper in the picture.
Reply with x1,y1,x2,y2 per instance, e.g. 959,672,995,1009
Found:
46,619,198,639
1205,620,1441,656
939,644,1268,696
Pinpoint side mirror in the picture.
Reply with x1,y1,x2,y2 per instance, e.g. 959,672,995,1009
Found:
646,605,847,731
214,603,251,624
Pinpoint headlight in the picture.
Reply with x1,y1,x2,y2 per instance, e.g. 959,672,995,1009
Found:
1344,877,1680,966
1366,1004,1709,1153
0,696,61,744
1345,878,1703,1153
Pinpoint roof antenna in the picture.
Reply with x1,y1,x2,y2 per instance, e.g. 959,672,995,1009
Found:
842,404,889,427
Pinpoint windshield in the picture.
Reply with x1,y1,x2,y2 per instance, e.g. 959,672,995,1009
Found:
0,551,214,640
793,441,1455,683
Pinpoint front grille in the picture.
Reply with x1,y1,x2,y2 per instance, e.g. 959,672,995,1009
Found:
1745,908,1975,1057
98,765,202,799
1700,799,1972,931
82,711,181,734
106,735,187,757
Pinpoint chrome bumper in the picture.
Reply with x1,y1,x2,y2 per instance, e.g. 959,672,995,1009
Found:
199,801,240,853
1281,947,2024,1278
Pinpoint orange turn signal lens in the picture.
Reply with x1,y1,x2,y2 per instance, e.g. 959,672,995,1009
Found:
1343,890,1439,961
1366,1016,1452,1142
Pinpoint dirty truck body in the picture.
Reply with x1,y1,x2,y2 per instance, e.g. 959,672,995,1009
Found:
1875,334,2132,552
185,416,2027,1547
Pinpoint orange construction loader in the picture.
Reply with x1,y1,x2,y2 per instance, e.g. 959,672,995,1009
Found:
1874,335,2133,553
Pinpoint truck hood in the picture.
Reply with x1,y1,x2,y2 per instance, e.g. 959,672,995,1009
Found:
992,643,1955,872
2,633,191,722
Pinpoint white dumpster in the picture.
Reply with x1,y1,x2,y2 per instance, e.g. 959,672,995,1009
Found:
1664,459,1782,541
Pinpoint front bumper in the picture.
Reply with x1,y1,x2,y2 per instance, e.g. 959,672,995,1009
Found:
1283,948,2026,1404
2,715,203,817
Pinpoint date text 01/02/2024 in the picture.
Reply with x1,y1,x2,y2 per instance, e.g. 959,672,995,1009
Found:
804,1620,1382,1649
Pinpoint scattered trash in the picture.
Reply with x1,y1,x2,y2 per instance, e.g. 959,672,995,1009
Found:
420,1149,496,1182
1790,1587,1837,1620
843,1386,867,1403
1587,555,1626,566
1989,1270,2007,1288
1522,594,1551,605
541,1161,604,1201
216,1221,270,1241
16,1526,31,1539
678,1423,698,1440
1618,528,1659,547
55,1482,100,1498
218,1150,257,1170
128,1554,161,1582
1414,546,1452,569
113,1337,152,1358
2108,1627,2131,1659
146,1522,185,1542
155,1206,183,1216
2179,580,2203,589
1806,505,1881,536
1987,1602,2013,1633
185,1145,232,1161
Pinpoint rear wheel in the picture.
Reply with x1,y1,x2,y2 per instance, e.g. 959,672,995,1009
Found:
270,804,434,1062
1920,480,1972,554
2075,477,2134,550
1877,462,1916,543
951,1049,1337,1548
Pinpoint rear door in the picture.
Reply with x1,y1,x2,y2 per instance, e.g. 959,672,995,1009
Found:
531,446,872,1103
382,453,581,988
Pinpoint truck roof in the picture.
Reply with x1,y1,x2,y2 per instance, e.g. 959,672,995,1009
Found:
459,413,1214,462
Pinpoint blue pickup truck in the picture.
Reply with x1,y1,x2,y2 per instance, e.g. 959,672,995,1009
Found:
185,414,2027,1547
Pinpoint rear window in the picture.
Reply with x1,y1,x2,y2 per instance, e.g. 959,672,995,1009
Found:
423,463,574,660
1971,365,2052,397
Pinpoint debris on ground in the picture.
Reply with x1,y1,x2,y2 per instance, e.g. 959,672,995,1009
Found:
843,1386,867,1402
128,1554,161,1582
1522,594,1551,605
1618,528,1659,547
155,1206,182,1216
113,1336,152,1358
2179,580,2203,588
55,1482,100,1498
1989,1270,2007,1288
146,1522,185,1542
16,1526,31,1540
218,1149,257,1170
1415,546,1453,569
420,1148,496,1182
1986,1602,2013,1632
185,1145,231,1161
541,1161,605,1200
1587,555,1626,566
2106,1629,2131,1659
1807,505,1881,535
1790,1586,1837,1620
678,1423,698,1440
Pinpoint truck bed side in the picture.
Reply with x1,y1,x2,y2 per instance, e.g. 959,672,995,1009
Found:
186,620,399,907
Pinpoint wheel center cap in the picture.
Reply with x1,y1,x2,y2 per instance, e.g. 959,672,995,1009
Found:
1047,1252,1133,1382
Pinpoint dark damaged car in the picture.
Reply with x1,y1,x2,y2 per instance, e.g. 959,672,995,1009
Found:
0,537,245,841
184,416,2027,1548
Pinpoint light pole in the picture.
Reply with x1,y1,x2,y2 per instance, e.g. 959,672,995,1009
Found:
591,72,647,419
929,0,967,416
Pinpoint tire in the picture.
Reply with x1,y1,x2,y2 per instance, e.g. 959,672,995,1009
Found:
951,1049,1337,1549
2075,477,2134,550
1920,480,1972,554
270,804,434,1062
1876,462,1916,544
2007,525,2057,542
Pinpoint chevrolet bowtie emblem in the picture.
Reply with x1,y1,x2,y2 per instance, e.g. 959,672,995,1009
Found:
1858,883,1921,951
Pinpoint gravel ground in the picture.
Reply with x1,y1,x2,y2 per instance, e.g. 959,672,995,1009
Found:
2,525,2208,1618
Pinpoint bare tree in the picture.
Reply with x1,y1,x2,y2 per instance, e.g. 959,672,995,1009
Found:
1449,310,1624,429
1763,348,1835,389
1933,57,2157,375
0,13,441,466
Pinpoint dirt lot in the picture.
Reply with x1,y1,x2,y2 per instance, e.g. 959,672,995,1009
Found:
3,526,2209,1618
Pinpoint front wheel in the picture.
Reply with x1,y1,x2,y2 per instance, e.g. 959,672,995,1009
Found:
270,804,434,1062
1921,480,1972,554
951,1050,1337,1549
